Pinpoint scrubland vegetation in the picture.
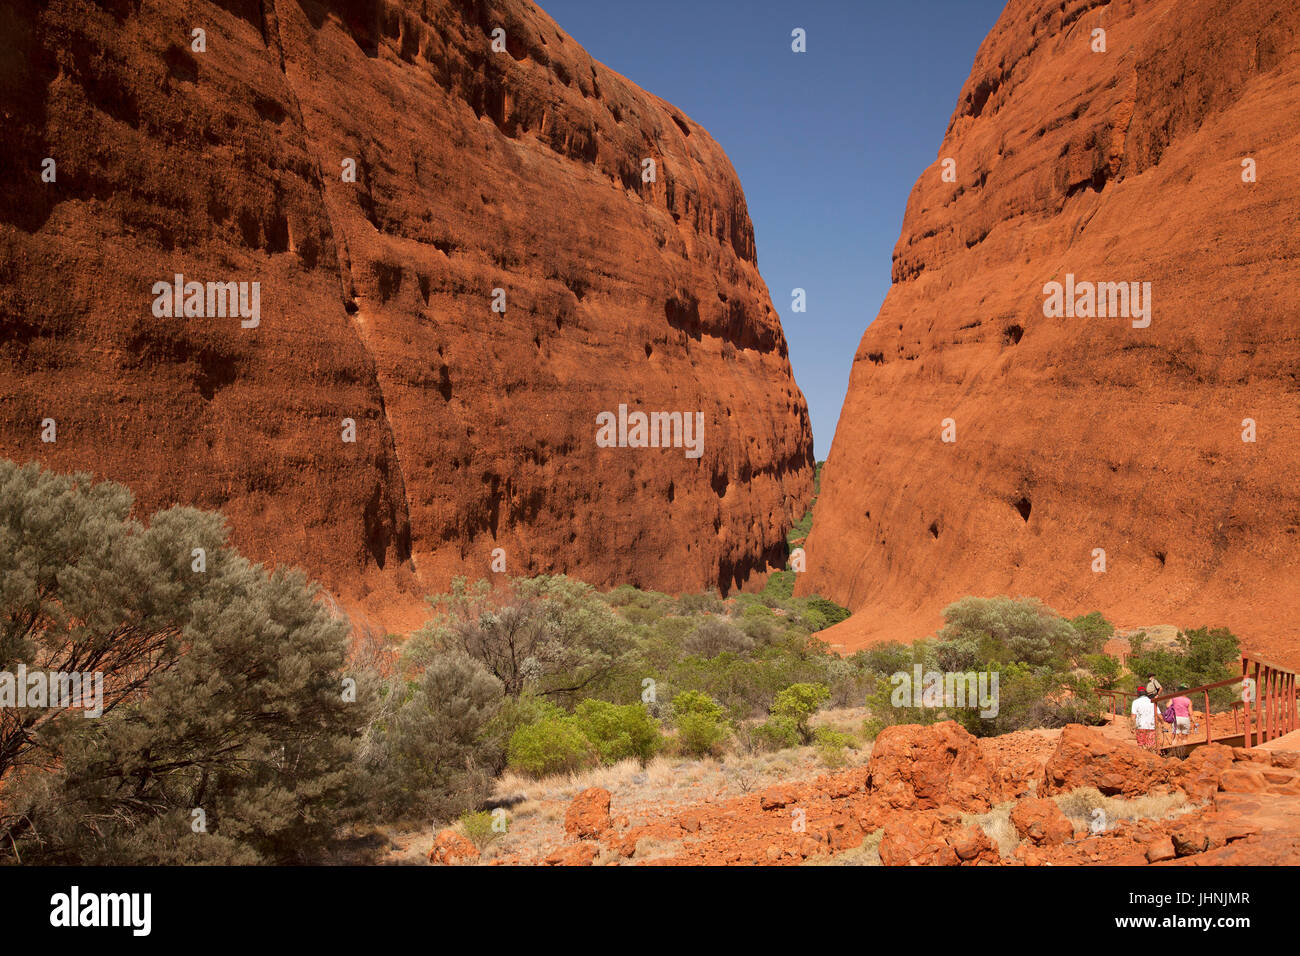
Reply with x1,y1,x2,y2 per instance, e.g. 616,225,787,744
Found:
0,459,1241,863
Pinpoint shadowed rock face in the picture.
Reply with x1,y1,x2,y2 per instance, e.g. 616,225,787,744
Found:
801,0,1300,659
0,0,814,626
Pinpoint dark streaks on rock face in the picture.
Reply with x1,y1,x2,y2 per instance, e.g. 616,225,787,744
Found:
802,0,1300,661
0,0,813,629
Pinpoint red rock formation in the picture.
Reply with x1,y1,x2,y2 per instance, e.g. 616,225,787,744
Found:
490,723,1300,866
0,0,813,628
428,827,479,865
1009,795,1074,846
799,0,1300,661
562,786,611,840
867,720,1003,812
1041,724,1172,797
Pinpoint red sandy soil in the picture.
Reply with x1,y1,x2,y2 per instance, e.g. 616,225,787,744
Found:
442,721,1300,867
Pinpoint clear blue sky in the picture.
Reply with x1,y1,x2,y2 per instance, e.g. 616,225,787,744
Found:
540,0,1007,459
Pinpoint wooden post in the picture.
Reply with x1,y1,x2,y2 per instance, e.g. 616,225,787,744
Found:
1269,667,1278,742
1289,672,1294,734
1287,672,1292,735
1248,660,1258,749
1243,658,1252,748
1264,666,1272,743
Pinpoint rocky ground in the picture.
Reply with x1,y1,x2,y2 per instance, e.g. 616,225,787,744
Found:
418,719,1300,866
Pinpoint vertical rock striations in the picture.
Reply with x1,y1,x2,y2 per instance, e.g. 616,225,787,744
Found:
0,0,814,626
801,0,1300,659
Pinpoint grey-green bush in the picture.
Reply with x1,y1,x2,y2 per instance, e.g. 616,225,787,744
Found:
0,459,368,864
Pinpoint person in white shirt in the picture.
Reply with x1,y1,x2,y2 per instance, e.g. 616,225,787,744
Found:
1131,688,1158,751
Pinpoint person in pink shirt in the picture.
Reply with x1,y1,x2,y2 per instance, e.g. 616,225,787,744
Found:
1170,687,1194,744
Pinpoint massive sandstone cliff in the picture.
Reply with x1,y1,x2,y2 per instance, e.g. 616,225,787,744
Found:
800,0,1300,660
0,0,814,626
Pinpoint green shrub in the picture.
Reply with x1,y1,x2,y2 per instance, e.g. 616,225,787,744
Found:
480,694,565,772
458,809,506,851
677,712,730,757
928,637,981,673
771,682,831,743
573,699,661,764
1083,653,1123,689
797,606,829,632
1127,626,1241,709
414,575,629,704
762,570,795,601
802,596,851,628
673,690,725,720
369,652,504,819
752,716,800,751
506,717,595,777
0,459,369,865
620,604,665,626
672,691,729,757
606,584,644,607
678,590,725,614
738,613,780,645
938,596,1088,668
683,615,754,657
855,642,914,678
1069,611,1115,653
813,727,855,767
862,671,940,738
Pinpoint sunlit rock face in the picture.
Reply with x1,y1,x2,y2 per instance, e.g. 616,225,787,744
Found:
0,0,814,628
801,0,1300,659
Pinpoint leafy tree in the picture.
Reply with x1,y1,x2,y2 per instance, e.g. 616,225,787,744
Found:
1083,653,1123,690
363,652,503,820
770,682,830,744
1069,611,1115,653
0,459,367,864
410,576,628,704
853,642,914,678
938,596,1090,668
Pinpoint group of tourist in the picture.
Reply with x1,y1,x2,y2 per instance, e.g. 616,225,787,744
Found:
1129,674,1194,752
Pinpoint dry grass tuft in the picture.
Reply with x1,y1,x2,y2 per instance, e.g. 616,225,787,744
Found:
1053,787,1195,832
962,801,1021,857
806,829,883,866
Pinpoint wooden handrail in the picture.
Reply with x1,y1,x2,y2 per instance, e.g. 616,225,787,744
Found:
1095,653,1300,750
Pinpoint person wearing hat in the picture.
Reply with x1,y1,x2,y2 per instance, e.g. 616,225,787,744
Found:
1131,686,1158,751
